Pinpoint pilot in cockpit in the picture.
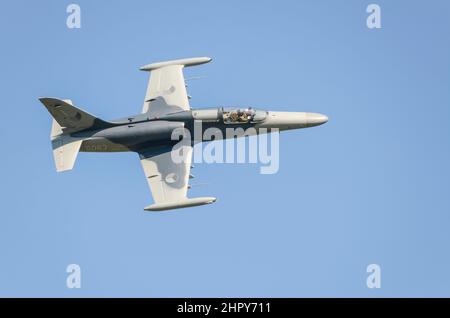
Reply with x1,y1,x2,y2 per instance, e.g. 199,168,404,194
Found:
223,107,256,123
238,108,254,122
245,107,256,120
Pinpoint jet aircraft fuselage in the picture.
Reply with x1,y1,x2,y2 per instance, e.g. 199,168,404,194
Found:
39,57,328,211
74,108,328,153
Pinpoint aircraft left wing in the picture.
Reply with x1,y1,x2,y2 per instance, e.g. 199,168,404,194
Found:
138,146,216,211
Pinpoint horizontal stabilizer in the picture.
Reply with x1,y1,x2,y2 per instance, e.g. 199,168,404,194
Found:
144,197,216,212
52,136,83,172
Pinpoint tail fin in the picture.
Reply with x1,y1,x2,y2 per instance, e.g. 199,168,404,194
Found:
39,98,97,172
39,97,114,134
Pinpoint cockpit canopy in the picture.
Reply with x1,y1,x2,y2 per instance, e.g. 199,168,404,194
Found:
222,107,267,124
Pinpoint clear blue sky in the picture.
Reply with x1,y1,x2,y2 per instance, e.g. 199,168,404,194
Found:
0,0,449,297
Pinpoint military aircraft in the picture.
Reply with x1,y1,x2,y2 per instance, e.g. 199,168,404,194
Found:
39,57,328,211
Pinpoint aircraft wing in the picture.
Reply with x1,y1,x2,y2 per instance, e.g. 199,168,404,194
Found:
138,145,216,211
140,57,212,116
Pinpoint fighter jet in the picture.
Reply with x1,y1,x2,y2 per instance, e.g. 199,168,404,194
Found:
39,57,328,211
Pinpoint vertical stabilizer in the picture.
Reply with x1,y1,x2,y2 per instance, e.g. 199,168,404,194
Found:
50,99,73,139
44,99,83,172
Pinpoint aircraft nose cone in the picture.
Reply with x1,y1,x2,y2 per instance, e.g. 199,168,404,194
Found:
306,113,328,127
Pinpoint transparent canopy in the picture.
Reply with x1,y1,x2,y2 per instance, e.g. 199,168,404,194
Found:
222,107,267,124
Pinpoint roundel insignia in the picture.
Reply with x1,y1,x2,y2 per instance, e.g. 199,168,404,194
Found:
165,173,178,184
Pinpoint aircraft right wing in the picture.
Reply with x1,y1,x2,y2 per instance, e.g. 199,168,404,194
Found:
139,57,212,116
